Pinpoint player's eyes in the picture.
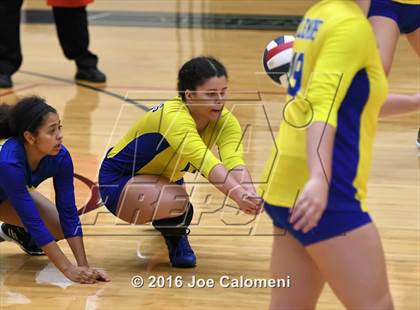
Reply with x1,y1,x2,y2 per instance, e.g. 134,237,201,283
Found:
48,125,62,134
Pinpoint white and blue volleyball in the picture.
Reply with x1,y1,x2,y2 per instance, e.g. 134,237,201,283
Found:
263,35,295,86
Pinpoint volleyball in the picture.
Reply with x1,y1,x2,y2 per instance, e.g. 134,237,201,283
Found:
263,35,295,86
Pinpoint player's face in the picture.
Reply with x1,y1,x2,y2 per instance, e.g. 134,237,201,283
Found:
187,75,228,122
28,112,63,156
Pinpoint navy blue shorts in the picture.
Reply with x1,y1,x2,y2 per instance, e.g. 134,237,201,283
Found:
369,0,420,34
99,173,132,216
264,202,372,246
99,169,185,216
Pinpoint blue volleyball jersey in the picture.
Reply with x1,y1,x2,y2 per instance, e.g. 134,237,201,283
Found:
0,137,82,247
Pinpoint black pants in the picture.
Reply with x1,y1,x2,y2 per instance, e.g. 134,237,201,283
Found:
0,1,98,75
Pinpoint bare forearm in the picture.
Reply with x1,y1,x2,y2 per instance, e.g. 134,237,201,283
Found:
306,122,336,182
208,164,245,201
67,236,89,267
379,93,420,118
208,164,261,214
228,165,257,194
41,241,73,273
42,239,109,283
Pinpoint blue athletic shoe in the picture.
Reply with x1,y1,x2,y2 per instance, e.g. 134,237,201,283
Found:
165,234,196,268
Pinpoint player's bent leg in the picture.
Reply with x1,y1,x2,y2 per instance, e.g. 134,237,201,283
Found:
0,192,65,255
306,223,394,310
116,175,196,267
407,28,420,57
30,191,65,240
0,192,64,240
270,226,325,310
0,200,24,228
115,175,189,225
369,16,400,75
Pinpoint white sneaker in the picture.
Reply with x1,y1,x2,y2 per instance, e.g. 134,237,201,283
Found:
417,129,420,149
0,222,12,242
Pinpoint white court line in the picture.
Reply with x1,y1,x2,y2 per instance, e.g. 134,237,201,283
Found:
88,13,112,21
35,263,74,289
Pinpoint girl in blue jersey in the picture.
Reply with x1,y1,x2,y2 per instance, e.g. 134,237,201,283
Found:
0,96,109,284
99,57,261,268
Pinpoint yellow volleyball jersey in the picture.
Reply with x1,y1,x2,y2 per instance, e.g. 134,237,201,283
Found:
104,96,245,182
259,0,388,211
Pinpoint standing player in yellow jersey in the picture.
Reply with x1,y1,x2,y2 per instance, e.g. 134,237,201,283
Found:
99,57,261,268
259,1,393,309
357,0,420,145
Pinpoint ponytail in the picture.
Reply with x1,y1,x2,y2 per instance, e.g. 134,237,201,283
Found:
0,96,56,140
0,103,14,139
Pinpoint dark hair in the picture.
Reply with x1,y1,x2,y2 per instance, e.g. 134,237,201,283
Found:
0,96,57,140
177,56,228,101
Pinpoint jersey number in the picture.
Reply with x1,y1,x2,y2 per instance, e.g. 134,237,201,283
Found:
288,52,304,97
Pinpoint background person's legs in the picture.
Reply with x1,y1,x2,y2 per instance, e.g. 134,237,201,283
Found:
0,0,24,88
52,6,106,82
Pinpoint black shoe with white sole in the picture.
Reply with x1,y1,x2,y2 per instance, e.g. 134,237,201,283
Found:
0,223,45,256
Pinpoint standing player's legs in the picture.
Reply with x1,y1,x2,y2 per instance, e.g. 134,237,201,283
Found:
0,191,65,254
369,9,420,146
52,6,106,83
404,26,420,148
369,15,400,75
406,28,420,57
356,0,371,15
270,226,325,310
306,223,394,309
0,0,24,88
113,175,196,267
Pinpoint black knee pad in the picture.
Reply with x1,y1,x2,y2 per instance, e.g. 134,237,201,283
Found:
152,202,194,236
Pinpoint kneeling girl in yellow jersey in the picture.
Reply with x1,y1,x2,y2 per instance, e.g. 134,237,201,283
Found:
259,1,393,309
99,57,261,268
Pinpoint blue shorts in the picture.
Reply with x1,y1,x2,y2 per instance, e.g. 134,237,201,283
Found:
98,166,185,216
368,0,420,34
98,172,132,216
264,202,372,246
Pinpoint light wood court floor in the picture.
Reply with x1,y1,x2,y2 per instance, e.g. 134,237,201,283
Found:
0,1,418,309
